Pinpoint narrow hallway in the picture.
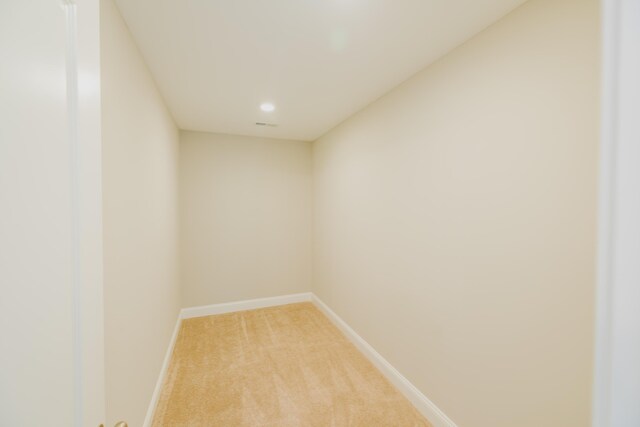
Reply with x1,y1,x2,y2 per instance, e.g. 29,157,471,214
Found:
4,0,627,424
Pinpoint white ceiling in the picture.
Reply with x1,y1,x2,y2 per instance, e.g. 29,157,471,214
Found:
114,0,527,141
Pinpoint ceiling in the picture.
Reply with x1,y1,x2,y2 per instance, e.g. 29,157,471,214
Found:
114,0,527,141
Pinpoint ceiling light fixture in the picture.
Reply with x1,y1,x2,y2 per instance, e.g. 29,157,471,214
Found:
260,102,275,112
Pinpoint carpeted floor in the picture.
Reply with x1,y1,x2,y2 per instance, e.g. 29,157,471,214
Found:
152,302,431,426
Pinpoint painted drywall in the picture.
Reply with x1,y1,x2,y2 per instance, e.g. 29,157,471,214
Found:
101,0,181,425
180,131,312,307
1,0,104,423
1,2,75,424
312,0,599,425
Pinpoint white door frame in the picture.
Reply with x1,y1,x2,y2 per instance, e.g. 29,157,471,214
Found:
593,0,640,426
65,1,105,426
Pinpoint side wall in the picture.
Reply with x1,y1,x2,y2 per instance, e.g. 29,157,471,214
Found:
101,0,181,425
179,131,313,307
312,0,599,425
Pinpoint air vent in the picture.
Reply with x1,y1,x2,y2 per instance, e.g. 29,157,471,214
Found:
255,122,278,127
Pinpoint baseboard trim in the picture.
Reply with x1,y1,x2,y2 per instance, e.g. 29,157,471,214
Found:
143,312,182,427
180,292,313,319
145,292,456,427
311,294,458,427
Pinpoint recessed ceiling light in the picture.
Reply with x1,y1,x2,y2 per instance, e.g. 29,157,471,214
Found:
260,102,275,112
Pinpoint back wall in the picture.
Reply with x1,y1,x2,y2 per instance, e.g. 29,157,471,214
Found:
180,131,313,307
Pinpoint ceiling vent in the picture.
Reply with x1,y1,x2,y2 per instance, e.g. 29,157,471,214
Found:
255,122,278,127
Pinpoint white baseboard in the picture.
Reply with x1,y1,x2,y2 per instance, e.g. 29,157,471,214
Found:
311,294,458,427
145,292,456,427
180,292,313,319
143,312,182,427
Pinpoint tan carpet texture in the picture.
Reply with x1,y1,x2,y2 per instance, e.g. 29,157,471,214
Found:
152,302,431,426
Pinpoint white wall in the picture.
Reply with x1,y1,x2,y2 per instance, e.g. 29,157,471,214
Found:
0,0,103,425
312,0,599,425
179,131,312,307
0,2,74,425
101,0,181,425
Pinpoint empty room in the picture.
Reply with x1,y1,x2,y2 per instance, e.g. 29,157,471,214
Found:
2,0,639,426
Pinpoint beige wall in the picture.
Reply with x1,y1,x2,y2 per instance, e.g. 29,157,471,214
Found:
101,0,181,425
179,131,312,307
312,0,599,425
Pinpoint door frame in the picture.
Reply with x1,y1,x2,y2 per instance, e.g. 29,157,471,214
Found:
65,1,105,425
593,0,640,425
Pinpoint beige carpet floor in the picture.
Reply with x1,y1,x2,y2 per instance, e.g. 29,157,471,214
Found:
152,302,431,426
